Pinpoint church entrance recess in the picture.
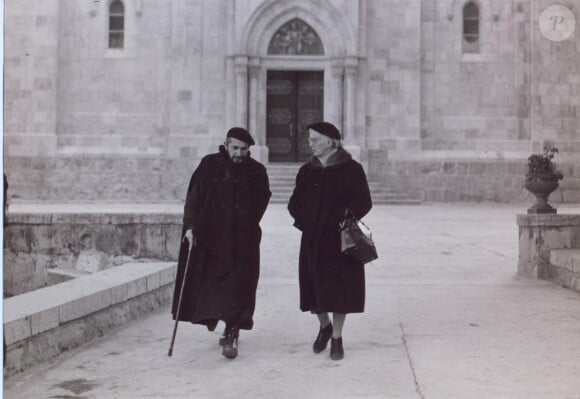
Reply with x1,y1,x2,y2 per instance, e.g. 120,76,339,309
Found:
266,70,323,162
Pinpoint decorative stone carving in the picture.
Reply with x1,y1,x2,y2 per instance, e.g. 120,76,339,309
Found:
235,63,248,78
248,64,260,80
331,64,344,78
267,18,324,55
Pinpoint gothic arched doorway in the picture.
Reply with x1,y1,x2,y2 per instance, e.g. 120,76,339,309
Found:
265,19,324,162
235,1,360,164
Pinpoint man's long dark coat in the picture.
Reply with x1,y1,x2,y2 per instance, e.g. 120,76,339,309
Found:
288,148,372,314
172,146,270,331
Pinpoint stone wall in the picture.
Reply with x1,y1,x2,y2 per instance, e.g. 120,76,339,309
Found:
4,0,60,156
365,0,422,155
4,156,195,203
370,152,580,203
418,1,528,157
517,214,580,281
4,262,176,376
4,208,183,297
532,0,580,156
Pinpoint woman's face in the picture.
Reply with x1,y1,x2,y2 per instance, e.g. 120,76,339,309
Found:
308,129,334,158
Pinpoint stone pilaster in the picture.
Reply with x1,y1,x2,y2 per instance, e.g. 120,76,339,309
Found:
343,57,362,163
235,56,249,129
344,57,358,145
248,60,260,138
330,63,344,133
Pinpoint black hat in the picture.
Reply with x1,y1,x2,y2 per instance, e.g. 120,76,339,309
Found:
306,122,341,140
226,127,255,146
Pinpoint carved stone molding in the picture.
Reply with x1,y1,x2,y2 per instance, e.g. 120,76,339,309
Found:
331,64,344,79
267,18,324,55
344,57,358,76
249,66,260,79
235,56,249,78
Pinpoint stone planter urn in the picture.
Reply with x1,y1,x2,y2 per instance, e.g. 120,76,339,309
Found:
525,147,563,214
525,176,559,214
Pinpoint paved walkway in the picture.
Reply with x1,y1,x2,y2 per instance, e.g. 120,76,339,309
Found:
4,204,580,399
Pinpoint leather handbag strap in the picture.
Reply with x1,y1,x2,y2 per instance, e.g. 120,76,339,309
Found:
343,208,371,231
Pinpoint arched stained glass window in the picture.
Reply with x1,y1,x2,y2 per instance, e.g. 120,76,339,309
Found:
267,18,324,56
463,2,480,53
109,0,125,48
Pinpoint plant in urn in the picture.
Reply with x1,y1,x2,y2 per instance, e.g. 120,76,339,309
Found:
525,146,563,214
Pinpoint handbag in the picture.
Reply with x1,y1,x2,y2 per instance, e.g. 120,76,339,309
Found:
339,209,378,264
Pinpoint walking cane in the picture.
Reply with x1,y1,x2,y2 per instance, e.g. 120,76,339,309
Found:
168,235,194,357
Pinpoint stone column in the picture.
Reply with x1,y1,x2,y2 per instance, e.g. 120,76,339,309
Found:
235,56,249,129
330,63,344,133
342,57,362,163
224,57,236,131
248,60,260,139
344,57,358,145
246,59,268,163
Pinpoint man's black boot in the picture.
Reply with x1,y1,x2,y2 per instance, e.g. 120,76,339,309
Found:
219,326,227,346
222,326,239,359
313,323,333,353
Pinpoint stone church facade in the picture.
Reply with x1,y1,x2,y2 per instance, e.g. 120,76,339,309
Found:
4,0,580,202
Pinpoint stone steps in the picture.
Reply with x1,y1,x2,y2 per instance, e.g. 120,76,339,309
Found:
548,249,580,292
266,164,420,205
550,249,580,271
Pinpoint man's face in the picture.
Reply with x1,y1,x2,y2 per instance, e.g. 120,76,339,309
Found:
308,129,334,158
225,138,250,163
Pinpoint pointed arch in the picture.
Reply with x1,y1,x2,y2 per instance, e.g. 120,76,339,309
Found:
267,18,324,55
239,0,355,57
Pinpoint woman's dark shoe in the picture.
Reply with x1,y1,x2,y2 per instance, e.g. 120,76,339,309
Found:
330,337,344,360
313,323,333,353
222,326,239,359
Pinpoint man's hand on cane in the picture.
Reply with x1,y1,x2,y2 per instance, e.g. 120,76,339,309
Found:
184,229,195,249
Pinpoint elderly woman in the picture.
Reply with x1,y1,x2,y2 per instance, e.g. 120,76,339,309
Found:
288,121,372,360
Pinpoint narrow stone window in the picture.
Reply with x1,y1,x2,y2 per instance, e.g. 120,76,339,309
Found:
462,1,480,53
109,0,124,48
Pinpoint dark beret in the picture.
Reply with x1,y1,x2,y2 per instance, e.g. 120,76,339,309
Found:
226,127,255,146
306,122,341,140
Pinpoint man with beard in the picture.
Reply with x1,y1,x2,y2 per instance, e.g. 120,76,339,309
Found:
172,127,271,359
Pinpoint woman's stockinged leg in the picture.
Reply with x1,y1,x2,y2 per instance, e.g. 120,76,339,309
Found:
317,312,331,328
330,313,346,360
332,313,346,338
